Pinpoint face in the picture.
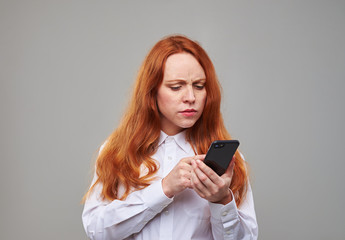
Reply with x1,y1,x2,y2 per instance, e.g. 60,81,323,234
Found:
157,52,207,135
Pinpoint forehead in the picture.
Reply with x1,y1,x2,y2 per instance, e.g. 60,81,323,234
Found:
163,52,205,80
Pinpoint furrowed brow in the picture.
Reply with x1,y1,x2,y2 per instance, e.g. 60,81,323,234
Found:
192,78,206,83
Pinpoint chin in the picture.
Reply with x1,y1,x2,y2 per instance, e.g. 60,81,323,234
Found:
179,120,198,129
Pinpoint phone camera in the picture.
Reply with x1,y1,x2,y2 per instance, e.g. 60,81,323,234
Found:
214,143,224,148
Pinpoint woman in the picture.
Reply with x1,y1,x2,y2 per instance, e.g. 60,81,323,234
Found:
82,35,258,239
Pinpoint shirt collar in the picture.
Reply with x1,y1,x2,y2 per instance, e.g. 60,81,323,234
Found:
158,130,191,154
158,131,169,146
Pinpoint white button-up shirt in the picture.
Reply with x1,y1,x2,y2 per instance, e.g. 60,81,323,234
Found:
82,131,258,239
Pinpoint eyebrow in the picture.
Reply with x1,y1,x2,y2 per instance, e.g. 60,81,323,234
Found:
165,78,206,83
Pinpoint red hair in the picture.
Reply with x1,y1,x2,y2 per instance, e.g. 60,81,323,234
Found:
84,35,249,206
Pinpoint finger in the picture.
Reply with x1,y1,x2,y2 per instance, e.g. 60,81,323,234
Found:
181,161,193,172
181,157,193,164
192,160,216,190
195,159,221,185
191,159,197,169
192,180,206,198
191,161,206,188
195,154,206,161
223,157,235,178
190,169,207,198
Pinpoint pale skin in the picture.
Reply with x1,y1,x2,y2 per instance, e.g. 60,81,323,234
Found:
191,157,235,204
158,52,234,205
163,155,235,204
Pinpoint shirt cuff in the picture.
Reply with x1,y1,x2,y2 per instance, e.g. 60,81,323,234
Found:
208,190,239,221
141,179,173,212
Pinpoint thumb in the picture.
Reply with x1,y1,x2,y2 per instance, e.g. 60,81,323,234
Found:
223,157,235,177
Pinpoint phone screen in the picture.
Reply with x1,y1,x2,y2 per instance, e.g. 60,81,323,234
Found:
204,140,239,176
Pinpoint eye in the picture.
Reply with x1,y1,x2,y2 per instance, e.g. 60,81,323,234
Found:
170,86,181,91
194,84,205,90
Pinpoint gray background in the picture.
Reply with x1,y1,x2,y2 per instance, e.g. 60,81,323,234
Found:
1,1,344,239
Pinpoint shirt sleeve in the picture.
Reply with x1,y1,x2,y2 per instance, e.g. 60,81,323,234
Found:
82,172,173,240
208,183,258,240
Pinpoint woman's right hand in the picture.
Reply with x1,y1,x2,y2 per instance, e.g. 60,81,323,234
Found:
162,156,197,198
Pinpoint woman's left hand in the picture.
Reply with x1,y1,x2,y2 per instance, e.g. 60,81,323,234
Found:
191,155,235,205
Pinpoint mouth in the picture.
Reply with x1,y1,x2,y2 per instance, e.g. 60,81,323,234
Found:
180,109,197,117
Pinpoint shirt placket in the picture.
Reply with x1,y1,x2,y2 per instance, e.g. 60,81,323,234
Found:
159,136,176,240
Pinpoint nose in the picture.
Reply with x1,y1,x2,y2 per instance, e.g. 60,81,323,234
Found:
183,86,196,103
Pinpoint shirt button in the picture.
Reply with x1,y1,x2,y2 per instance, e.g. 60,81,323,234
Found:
226,230,231,235
168,156,172,160
222,211,228,216
164,210,169,215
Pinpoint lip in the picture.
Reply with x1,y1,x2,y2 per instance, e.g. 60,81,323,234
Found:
179,109,197,117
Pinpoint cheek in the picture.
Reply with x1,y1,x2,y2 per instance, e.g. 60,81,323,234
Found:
199,91,207,107
157,91,175,110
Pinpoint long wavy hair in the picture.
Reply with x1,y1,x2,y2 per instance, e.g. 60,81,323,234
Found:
84,35,249,206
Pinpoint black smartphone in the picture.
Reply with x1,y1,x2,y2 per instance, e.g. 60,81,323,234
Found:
204,140,240,176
